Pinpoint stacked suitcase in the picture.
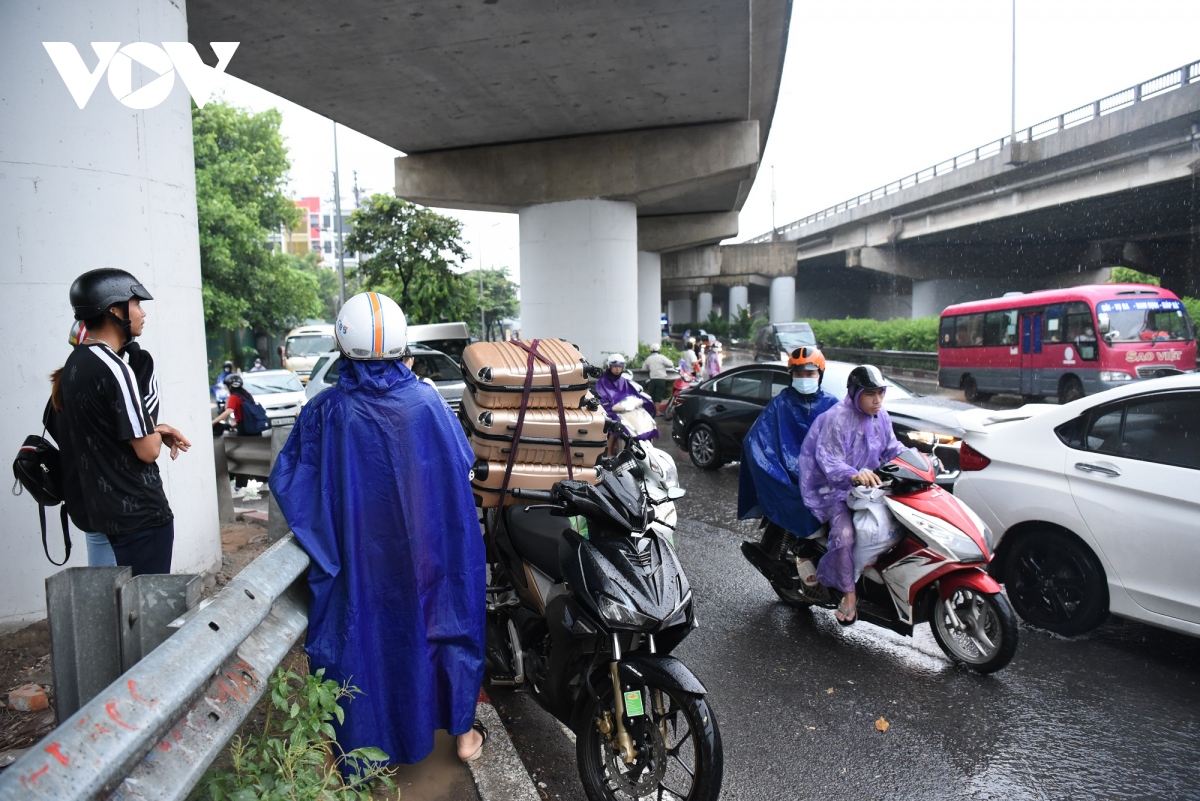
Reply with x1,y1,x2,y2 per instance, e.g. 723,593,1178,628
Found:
460,338,608,508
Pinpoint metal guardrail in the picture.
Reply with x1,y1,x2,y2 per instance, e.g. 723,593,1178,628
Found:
749,59,1200,243
0,536,311,801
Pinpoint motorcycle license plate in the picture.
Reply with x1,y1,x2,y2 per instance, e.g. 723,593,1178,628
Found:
624,690,645,717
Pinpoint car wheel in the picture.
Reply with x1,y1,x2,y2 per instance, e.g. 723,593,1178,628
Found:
1059,375,1085,404
688,424,723,470
1001,529,1108,636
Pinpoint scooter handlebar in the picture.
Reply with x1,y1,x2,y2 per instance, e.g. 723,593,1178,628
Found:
510,487,554,502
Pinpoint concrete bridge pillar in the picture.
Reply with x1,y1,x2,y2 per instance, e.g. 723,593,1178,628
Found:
520,200,638,364
770,276,796,323
1,0,221,632
637,251,663,346
911,277,1017,319
696,292,714,325
667,298,694,329
728,285,749,321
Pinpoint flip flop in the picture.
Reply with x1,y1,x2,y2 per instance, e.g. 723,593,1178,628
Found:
462,718,489,763
835,597,857,627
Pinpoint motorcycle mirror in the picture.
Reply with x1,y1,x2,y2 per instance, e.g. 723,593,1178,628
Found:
667,486,686,500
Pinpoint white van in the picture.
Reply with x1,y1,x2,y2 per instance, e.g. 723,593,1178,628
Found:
408,321,471,365
282,324,336,383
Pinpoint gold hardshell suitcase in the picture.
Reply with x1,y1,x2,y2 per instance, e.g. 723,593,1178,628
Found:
470,460,600,508
461,339,592,409
460,391,608,467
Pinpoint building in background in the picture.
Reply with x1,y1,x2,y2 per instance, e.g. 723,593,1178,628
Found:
270,195,358,269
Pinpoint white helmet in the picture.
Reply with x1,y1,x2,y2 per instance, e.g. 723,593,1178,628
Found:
650,343,661,352
607,353,626,367
335,292,408,360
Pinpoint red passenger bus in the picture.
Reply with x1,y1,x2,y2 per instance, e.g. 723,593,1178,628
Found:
938,284,1196,403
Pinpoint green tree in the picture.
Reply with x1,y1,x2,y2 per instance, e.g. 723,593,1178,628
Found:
286,252,340,322
193,101,322,339
463,267,520,340
1108,266,1161,286
344,195,472,324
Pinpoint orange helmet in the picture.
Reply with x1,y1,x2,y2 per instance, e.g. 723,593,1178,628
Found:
787,346,825,373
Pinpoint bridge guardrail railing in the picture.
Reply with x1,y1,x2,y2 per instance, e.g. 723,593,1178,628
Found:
0,535,311,801
750,59,1200,243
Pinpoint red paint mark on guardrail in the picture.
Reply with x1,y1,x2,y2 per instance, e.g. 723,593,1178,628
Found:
128,680,156,705
44,743,69,766
106,702,138,730
21,765,50,788
157,742,172,752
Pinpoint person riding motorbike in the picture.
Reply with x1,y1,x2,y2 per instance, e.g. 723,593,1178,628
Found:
799,364,906,625
738,347,838,547
213,360,234,400
594,353,658,450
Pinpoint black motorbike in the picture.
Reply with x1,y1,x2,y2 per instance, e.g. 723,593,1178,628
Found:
485,435,723,801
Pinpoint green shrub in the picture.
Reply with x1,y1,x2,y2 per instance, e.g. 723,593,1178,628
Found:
1184,297,1200,327
801,317,940,353
1108,266,1160,286
728,307,764,340
701,311,730,339
200,666,395,801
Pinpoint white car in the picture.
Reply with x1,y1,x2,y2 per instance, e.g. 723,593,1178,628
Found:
952,373,1200,638
239,370,307,426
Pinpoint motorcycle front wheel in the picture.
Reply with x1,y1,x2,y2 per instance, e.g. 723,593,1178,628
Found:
577,681,723,801
930,588,1019,674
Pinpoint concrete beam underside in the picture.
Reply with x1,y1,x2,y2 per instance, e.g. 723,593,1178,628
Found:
394,121,760,214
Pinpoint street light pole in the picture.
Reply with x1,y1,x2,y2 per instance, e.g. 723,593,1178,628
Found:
1011,0,1017,146
332,121,346,308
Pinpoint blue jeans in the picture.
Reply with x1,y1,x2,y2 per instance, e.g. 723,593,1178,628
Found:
86,530,117,567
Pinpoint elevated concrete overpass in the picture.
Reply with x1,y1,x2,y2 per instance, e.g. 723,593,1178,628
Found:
667,61,1200,326
189,0,793,361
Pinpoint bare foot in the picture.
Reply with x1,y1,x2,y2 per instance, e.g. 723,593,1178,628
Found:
457,727,484,761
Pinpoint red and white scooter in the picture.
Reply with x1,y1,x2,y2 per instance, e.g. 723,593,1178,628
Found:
741,448,1019,673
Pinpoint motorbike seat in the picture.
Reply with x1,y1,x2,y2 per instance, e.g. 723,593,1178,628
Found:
503,506,569,581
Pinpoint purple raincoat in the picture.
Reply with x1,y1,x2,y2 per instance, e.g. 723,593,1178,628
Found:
594,369,659,440
799,390,906,592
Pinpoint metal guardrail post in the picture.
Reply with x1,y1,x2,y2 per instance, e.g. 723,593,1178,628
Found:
266,425,293,543
213,435,235,524
0,536,311,800
45,567,131,720
118,574,202,672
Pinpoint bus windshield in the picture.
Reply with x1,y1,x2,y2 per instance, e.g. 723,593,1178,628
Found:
286,334,336,357
1096,299,1195,343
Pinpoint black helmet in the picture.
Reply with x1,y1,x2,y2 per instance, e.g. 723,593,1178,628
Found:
224,374,244,389
70,268,153,321
846,364,886,393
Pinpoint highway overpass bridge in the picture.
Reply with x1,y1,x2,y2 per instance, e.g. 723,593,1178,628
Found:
2,0,789,629
665,60,1200,325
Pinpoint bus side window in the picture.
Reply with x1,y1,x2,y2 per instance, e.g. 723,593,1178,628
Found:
1064,302,1097,360
1044,305,1065,343
940,316,957,347
983,311,1016,346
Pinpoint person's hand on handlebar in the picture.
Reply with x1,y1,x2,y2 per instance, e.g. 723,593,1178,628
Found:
850,470,882,488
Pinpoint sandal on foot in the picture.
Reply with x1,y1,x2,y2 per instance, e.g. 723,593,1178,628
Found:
462,718,489,763
835,598,857,627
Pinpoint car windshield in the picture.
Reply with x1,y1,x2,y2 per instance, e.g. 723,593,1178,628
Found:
819,363,914,401
243,373,304,394
1095,299,1195,343
286,334,336,357
776,330,817,351
411,352,460,381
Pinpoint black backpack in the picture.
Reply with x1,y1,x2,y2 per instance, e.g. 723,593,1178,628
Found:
12,433,72,566
238,399,271,435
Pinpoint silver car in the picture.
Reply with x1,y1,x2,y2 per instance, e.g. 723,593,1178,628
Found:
305,345,465,412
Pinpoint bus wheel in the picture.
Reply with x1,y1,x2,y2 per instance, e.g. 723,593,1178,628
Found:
961,375,990,404
1059,376,1084,404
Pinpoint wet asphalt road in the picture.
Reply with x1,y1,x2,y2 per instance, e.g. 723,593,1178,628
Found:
491,417,1200,801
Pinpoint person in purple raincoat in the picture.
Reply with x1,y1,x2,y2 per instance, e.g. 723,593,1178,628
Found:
594,353,659,449
799,365,906,625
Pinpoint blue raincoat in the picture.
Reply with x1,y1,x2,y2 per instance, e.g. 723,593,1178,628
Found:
269,358,485,765
737,386,838,536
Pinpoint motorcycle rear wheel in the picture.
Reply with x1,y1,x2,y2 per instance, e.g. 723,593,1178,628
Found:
577,681,723,801
930,588,1018,674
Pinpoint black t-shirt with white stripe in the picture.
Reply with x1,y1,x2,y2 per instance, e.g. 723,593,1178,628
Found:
59,343,172,538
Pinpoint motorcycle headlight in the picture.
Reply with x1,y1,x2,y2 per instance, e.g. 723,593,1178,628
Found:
597,595,655,630
888,502,985,563
648,449,680,488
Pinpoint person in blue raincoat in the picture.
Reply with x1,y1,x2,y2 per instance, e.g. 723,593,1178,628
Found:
269,291,487,766
738,347,837,539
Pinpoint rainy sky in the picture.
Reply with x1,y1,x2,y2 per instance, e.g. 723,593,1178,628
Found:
212,0,1200,284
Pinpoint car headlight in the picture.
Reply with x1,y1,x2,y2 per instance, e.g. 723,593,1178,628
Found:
904,430,961,447
597,595,655,630
1099,371,1133,382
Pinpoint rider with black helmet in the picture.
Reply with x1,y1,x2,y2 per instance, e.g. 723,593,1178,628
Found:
798,364,906,625
56,269,191,575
